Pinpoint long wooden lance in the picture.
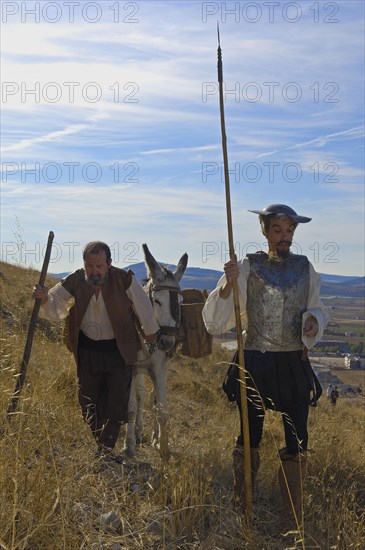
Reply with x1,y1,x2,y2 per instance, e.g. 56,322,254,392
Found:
7,231,55,416
217,26,253,522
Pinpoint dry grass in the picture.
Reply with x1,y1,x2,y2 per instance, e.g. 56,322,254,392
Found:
1,261,364,549
330,370,365,389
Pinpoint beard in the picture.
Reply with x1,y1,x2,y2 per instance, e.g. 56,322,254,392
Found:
85,271,109,286
86,276,105,286
268,241,292,261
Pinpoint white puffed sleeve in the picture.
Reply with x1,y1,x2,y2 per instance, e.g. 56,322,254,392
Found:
202,259,250,336
126,275,160,336
302,263,330,349
40,282,75,321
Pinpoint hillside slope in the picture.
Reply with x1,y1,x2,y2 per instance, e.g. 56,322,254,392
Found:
1,261,364,549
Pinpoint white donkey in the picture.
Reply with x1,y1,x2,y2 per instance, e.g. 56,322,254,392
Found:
125,244,188,459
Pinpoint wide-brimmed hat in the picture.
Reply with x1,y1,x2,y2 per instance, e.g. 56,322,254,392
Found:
248,204,311,223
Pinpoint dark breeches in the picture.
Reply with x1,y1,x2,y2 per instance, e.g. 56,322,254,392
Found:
236,350,312,455
77,340,133,449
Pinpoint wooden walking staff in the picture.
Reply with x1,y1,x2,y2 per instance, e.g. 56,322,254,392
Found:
7,231,55,416
217,27,253,522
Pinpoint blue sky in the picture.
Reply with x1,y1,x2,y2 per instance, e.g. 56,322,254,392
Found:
1,0,364,276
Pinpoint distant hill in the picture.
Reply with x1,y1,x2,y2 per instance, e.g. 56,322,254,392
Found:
51,264,364,297
125,263,222,291
320,273,364,283
319,276,365,298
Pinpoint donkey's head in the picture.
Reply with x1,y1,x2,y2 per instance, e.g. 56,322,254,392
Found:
143,244,188,352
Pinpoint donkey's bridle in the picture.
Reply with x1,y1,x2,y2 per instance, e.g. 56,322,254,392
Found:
148,282,183,342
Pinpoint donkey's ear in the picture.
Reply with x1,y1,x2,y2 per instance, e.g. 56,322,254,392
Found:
174,253,188,282
142,244,164,280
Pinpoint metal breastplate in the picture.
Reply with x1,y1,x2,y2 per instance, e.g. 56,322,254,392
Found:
245,252,309,352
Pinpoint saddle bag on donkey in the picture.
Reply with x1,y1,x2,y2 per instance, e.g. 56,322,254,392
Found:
180,288,213,358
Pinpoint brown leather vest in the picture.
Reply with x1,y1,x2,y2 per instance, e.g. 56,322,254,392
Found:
62,266,139,364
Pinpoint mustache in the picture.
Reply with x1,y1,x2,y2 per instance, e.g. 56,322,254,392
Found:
276,240,292,246
86,276,106,286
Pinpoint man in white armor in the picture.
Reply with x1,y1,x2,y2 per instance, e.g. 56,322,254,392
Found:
202,204,329,522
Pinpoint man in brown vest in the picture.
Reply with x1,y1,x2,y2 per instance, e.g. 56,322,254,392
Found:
33,241,159,460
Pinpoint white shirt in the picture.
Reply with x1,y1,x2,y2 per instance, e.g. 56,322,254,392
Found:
40,274,159,340
202,257,329,350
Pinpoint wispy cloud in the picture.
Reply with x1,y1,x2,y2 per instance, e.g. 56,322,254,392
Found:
1,123,91,152
140,144,220,155
255,126,365,158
